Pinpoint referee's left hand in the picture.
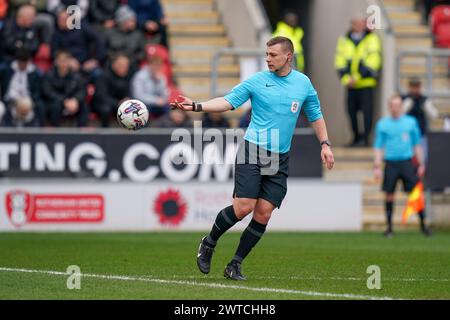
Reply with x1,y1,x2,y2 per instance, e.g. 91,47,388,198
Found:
321,146,334,170
170,95,194,111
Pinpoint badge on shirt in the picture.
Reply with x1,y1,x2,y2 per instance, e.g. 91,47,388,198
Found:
402,133,410,142
291,101,299,113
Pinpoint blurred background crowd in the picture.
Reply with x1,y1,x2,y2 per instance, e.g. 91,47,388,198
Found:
0,0,235,129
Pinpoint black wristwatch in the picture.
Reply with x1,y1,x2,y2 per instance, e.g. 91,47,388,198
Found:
320,140,332,147
192,102,203,112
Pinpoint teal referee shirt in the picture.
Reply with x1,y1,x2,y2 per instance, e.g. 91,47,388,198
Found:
224,70,323,153
374,115,422,161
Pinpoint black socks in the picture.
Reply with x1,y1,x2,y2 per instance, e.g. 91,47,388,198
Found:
204,205,240,248
204,207,268,265
386,200,394,232
232,219,267,264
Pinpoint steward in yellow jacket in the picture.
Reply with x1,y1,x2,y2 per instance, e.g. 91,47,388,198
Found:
335,29,382,89
335,17,382,147
273,12,304,72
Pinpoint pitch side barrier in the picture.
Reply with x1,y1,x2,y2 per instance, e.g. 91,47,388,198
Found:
427,131,450,191
0,128,321,181
0,128,365,232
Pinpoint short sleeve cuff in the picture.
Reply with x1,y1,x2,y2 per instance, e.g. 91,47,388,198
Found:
224,95,238,110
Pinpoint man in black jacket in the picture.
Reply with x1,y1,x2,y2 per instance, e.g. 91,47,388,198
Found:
92,54,134,127
51,7,106,80
1,4,43,63
104,5,146,69
402,78,439,163
41,50,87,127
0,49,43,125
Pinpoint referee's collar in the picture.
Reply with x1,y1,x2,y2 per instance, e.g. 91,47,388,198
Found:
272,68,293,78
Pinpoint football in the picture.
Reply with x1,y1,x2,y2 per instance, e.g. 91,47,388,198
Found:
116,99,149,130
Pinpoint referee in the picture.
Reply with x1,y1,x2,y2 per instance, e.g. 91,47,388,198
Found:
171,36,335,280
373,95,431,237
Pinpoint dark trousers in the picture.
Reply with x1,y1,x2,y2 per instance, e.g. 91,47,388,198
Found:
347,87,374,143
148,104,169,120
92,100,119,127
46,101,88,127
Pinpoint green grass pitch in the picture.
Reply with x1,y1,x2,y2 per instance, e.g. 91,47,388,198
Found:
0,231,449,300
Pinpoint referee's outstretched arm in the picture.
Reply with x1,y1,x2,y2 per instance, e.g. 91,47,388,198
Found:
170,95,232,113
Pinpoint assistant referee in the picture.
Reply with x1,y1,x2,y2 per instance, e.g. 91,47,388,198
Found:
171,36,335,280
373,95,431,237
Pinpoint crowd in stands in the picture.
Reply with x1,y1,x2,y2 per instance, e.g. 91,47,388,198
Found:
0,0,217,128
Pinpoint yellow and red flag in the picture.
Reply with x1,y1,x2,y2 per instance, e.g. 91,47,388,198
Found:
402,181,425,224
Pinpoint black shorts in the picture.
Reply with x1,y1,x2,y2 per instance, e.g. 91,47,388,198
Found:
382,159,418,194
233,140,289,208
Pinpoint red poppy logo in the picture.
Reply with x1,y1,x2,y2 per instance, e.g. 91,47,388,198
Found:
153,188,187,226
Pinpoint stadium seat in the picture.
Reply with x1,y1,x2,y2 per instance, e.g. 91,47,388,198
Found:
85,83,96,105
33,44,52,73
430,5,450,48
85,84,100,123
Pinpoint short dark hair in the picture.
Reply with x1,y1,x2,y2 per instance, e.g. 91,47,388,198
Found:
15,48,31,62
266,36,294,54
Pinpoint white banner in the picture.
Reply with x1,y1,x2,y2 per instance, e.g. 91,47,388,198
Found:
0,180,362,231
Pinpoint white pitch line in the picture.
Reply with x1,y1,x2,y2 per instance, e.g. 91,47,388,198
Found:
0,267,399,300
169,274,450,283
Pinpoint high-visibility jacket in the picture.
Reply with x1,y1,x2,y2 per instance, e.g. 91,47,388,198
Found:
335,31,382,89
272,21,305,72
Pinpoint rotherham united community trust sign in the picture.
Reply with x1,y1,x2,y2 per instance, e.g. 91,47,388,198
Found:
5,190,104,228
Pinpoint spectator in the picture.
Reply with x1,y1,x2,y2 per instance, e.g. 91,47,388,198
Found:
272,10,305,72
7,1,54,44
8,0,46,16
104,5,146,69
0,97,40,127
51,7,106,79
128,0,169,48
1,4,42,62
154,108,192,128
0,49,43,124
41,50,87,127
88,0,120,31
402,78,439,162
131,55,170,119
92,54,134,127
202,112,230,128
47,0,89,19
335,15,382,147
